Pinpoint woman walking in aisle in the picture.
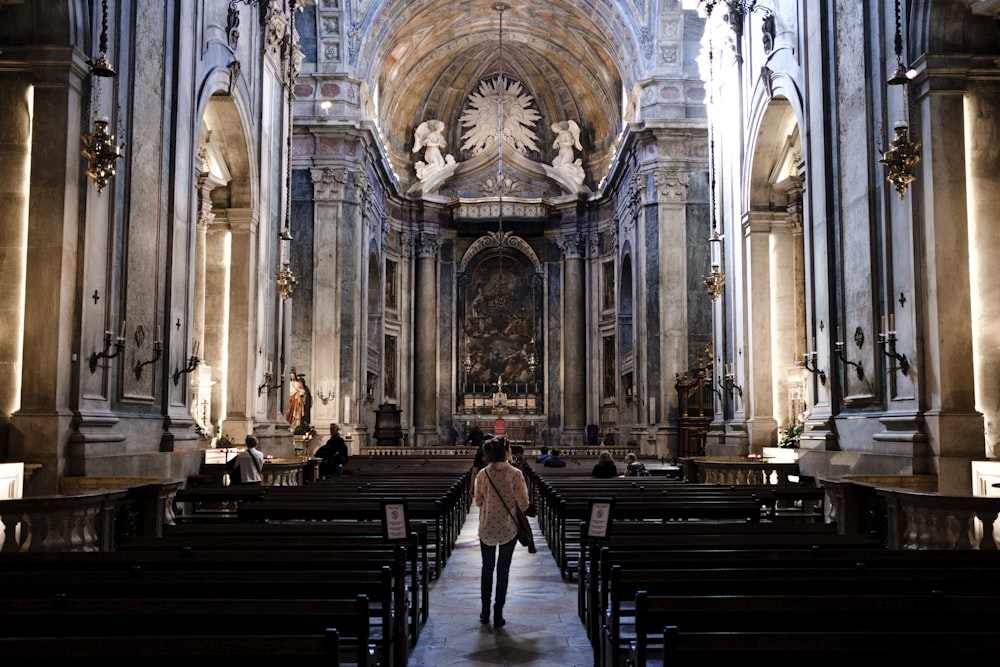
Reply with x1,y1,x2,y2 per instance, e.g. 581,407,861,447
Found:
474,437,531,629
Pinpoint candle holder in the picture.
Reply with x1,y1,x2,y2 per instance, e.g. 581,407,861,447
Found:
722,363,743,398
803,351,827,385
258,371,283,397
315,378,335,405
89,330,126,373
172,353,201,386
133,339,163,381
877,330,910,375
834,337,865,381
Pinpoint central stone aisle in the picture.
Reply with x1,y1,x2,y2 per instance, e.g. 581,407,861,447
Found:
406,503,593,666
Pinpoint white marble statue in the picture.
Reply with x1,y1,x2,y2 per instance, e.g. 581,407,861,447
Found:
413,119,456,181
550,120,585,186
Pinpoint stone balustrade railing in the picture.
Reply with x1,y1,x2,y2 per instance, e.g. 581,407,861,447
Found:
0,480,183,553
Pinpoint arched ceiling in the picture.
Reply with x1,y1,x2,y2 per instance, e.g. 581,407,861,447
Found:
352,0,640,189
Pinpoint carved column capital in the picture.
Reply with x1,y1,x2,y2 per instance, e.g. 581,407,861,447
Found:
311,167,348,201
416,232,441,259
654,169,690,203
557,232,584,260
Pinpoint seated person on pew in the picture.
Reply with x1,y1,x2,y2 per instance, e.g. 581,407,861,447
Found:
314,423,349,477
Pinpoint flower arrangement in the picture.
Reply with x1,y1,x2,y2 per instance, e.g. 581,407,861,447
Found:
778,422,803,448
293,421,317,440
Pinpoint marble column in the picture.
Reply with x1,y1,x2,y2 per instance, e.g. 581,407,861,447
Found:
559,232,586,445
413,232,440,445
916,82,985,493
0,77,31,430
221,208,257,439
967,83,1000,464
743,210,778,451
9,54,85,493
653,170,690,459
311,166,348,429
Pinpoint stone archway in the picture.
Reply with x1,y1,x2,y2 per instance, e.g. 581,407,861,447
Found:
194,92,255,442
744,96,806,447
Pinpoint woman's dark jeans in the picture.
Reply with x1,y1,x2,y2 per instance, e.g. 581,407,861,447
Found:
480,538,517,609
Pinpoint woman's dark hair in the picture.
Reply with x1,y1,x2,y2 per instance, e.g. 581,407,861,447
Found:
482,437,510,464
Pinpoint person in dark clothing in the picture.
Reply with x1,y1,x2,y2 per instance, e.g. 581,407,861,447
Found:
543,448,567,467
314,422,349,477
465,425,486,449
591,450,618,478
535,446,550,464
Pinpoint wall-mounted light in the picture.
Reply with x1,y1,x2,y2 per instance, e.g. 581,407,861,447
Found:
316,377,335,405
134,325,163,380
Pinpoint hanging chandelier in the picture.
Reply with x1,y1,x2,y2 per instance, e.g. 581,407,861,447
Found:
701,8,726,301
879,0,920,197
275,0,298,300
81,0,124,192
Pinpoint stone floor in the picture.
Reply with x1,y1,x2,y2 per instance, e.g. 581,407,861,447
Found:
406,504,594,667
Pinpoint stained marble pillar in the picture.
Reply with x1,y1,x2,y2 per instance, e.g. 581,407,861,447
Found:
413,232,440,445
559,232,585,444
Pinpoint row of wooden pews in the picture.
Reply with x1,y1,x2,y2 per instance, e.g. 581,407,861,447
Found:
524,461,828,578
525,459,1000,666
0,456,474,666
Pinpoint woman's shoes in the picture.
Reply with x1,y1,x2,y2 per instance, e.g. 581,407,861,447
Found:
493,605,505,628
480,610,490,624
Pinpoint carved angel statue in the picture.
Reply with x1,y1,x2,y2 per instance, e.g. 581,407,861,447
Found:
551,120,582,168
550,119,585,185
413,119,455,181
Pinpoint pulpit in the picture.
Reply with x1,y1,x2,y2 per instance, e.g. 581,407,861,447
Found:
374,403,404,446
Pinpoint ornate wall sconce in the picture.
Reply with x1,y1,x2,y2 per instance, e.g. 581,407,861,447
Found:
834,327,865,381
90,320,126,373
134,329,163,380
316,377,335,405
81,117,125,192
173,341,201,386
877,315,909,375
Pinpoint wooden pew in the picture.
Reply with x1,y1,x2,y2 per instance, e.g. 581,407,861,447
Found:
159,519,432,626
647,628,1000,665
602,561,1000,667
0,549,405,667
113,537,415,665
0,632,345,660
629,590,1000,667
0,595,372,667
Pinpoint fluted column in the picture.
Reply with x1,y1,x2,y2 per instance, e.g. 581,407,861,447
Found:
559,232,586,444
413,231,440,445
